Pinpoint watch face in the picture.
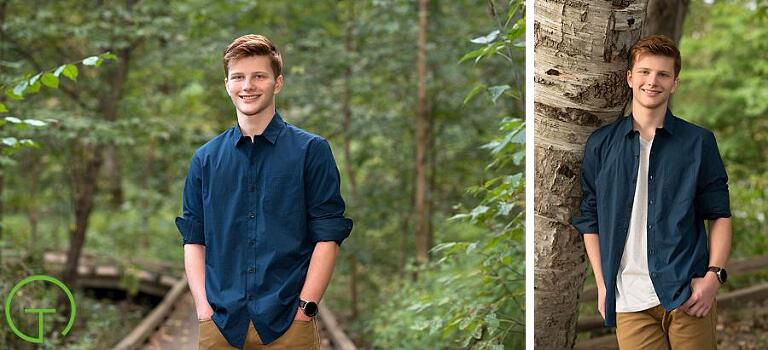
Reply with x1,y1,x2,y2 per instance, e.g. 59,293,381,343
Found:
720,269,728,283
304,301,318,317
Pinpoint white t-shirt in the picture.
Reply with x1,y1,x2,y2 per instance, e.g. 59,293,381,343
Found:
616,136,661,312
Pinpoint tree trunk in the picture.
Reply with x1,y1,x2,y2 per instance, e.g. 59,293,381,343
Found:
642,0,689,43
61,146,103,289
100,48,132,210
399,215,410,278
105,145,124,209
61,47,132,292
414,0,431,264
533,1,649,348
141,138,156,250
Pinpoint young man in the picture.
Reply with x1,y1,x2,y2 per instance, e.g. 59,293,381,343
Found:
175,34,353,349
572,35,732,349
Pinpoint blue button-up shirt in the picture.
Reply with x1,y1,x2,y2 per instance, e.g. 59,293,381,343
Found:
571,110,731,327
175,112,353,347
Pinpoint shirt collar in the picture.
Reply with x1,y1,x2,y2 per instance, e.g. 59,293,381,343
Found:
261,111,285,144
231,111,286,147
623,109,677,137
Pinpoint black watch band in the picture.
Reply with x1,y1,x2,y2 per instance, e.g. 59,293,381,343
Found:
299,299,318,317
707,266,727,284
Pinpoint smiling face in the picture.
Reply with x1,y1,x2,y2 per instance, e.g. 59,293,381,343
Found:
225,55,283,119
627,53,679,112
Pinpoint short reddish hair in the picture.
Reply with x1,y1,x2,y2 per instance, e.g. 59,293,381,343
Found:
628,35,681,77
223,34,282,78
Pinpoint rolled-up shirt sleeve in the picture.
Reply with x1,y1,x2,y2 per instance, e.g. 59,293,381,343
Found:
176,154,205,245
571,134,600,234
304,138,353,245
695,132,731,219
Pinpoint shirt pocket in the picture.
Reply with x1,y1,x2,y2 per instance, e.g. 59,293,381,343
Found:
662,162,697,205
264,175,304,217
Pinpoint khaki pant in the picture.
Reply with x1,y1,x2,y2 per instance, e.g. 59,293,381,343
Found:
616,303,717,350
198,318,320,350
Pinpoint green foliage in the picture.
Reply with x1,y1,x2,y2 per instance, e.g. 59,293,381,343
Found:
368,117,525,349
3,0,524,348
0,53,116,162
0,116,46,159
366,1,525,348
2,53,116,103
368,231,524,349
676,0,768,258
463,1,524,106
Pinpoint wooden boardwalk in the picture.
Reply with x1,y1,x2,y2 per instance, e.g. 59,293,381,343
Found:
141,291,198,349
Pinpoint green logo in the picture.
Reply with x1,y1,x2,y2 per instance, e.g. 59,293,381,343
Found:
4,275,76,343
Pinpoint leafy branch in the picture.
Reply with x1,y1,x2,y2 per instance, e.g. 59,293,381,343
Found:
1,52,118,113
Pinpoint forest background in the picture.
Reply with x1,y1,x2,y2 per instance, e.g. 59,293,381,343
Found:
0,1,525,349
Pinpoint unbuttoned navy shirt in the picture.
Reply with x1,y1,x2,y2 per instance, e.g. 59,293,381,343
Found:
571,110,731,327
175,112,353,348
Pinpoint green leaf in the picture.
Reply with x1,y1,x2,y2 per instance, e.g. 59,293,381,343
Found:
459,48,484,63
29,73,42,85
41,73,59,88
100,52,118,61
62,64,78,81
0,103,7,113
508,18,526,41
19,139,37,148
82,56,100,66
53,64,66,77
27,81,41,93
470,30,500,44
488,85,511,103
5,89,23,100
463,84,487,104
24,119,47,127
2,137,18,146
512,127,525,144
13,80,28,97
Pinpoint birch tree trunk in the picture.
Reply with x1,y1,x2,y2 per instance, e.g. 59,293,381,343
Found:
534,1,649,348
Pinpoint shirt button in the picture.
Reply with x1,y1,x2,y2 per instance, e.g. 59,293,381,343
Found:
249,212,256,218
649,175,654,181
249,240,255,247
248,267,255,273
649,200,654,205
648,225,653,230
649,249,654,255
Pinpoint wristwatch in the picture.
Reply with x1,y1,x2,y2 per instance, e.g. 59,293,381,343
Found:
707,266,728,284
299,299,318,317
